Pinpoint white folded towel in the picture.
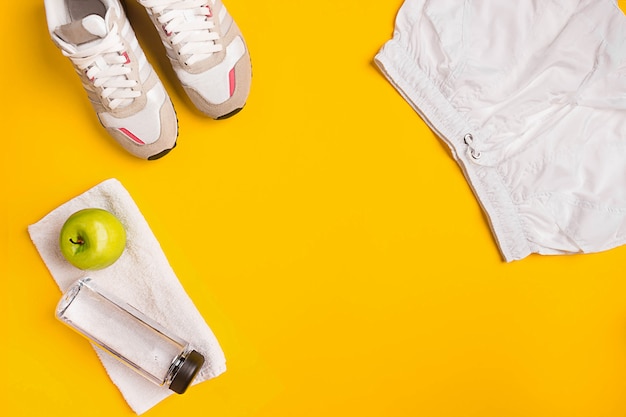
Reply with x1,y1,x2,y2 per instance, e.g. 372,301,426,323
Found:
28,178,226,414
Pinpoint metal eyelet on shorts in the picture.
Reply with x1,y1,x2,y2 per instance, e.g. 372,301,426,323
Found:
463,133,481,160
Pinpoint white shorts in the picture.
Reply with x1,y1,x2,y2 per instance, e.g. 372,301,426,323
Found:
375,0,626,261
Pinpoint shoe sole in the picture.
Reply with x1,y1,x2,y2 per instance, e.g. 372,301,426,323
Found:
148,141,177,160
216,106,244,120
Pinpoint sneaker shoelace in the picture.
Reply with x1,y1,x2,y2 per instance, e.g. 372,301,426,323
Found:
65,25,140,110
140,0,223,66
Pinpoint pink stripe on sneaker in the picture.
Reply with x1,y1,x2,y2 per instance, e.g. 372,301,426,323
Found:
229,68,236,97
119,128,145,145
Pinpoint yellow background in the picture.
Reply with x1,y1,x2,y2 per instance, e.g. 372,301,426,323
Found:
3,1,626,416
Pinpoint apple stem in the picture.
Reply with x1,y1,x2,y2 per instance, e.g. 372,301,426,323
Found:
69,238,85,245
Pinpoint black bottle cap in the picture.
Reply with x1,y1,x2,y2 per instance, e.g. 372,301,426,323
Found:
169,350,205,394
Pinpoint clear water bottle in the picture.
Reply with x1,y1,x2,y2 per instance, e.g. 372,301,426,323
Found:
56,277,205,394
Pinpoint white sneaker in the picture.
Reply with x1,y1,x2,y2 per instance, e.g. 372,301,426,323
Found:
45,0,178,160
137,0,252,119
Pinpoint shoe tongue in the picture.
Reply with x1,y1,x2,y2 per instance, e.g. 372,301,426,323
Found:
54,14,108,46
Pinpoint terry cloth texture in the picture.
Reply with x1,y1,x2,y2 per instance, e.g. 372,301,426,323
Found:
375,0,626,261
28,178,226,414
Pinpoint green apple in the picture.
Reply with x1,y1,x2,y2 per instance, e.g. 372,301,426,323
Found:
59,208,127,270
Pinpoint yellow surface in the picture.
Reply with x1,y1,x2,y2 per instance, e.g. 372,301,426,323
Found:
3,1,626,416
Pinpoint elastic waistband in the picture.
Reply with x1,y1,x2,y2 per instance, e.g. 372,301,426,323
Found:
374,39,532,261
